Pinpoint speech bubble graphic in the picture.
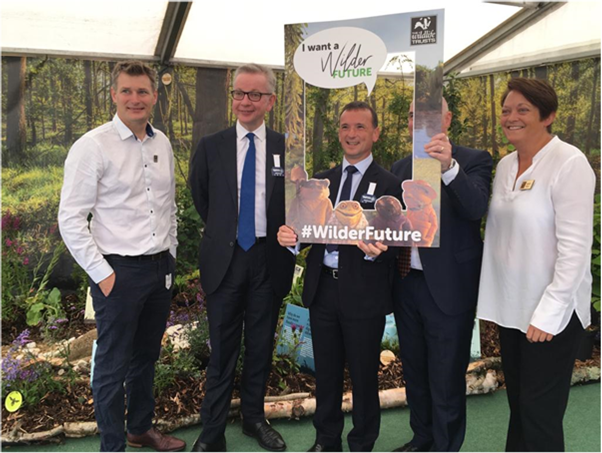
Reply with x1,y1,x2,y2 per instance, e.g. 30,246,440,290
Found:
294,27,387,96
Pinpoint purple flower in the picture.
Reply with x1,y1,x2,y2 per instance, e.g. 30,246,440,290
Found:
298,325,304,333
55,318,68,324
1,211,10,229
16,246,24,255
22,257,29,265
48,325,58,330
13,329,31,347
12,217,21,230
5,239,13,247
291,323,297,332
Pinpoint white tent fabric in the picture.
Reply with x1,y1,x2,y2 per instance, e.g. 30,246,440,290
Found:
457,1,601,77
2,1,520,66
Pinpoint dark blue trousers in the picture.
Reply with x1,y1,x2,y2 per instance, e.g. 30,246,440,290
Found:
393,270,475,452
199,243,282,444
311,272,385,452
90,253,174,452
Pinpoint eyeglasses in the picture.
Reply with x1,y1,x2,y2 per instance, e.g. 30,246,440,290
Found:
231,90,273,102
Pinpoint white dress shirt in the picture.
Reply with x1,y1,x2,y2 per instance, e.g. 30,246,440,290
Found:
236,121,267,238
58,114,177,283
477,136,595,335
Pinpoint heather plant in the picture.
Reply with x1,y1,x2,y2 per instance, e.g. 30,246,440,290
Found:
0,329,69,407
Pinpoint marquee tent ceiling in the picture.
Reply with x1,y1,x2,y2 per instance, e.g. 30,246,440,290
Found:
2,1,521,65
1,1,599,73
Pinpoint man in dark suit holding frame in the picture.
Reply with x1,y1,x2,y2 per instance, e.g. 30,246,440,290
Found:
390,99,493,452
189,63,295,452
279,101,402,452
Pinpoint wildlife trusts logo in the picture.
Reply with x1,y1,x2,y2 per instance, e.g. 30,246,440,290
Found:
411,16,437,45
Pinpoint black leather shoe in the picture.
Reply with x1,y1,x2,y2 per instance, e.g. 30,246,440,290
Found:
191,434,226,452
242,420,286,452
307,442,343,452
392,442,421,452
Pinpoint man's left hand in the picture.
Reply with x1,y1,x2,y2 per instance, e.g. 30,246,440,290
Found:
526,324,554,343
357,241,388,258
424,133,452,172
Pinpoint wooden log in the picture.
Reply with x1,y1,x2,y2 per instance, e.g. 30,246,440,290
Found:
64,422,98,438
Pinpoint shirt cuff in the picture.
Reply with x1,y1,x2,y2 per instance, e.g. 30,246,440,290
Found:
287,244,300,255
364,254,376,262
89,260,115,284
441,159,459,185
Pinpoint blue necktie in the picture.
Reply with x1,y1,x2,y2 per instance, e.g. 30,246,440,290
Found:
238,133,256,251
326,165,358,253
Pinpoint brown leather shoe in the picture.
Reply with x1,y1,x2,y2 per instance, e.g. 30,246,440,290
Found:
127,427,186,452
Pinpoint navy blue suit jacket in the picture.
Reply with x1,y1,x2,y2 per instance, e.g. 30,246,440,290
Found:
303,161,402,319
189,126,295,298
391,145,493,315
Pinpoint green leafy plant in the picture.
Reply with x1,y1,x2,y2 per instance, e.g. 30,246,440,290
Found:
24,242,67,328
271,324,305,390
153,342,200,396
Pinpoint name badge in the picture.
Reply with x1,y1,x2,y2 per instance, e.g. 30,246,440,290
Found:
360,182,377,204
360,194,377,204
520,180,535,191
272,154,284,177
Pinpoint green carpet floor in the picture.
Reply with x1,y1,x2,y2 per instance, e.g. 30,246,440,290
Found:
4,383,600,452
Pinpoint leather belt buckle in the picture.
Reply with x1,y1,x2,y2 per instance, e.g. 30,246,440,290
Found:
323,266,338,279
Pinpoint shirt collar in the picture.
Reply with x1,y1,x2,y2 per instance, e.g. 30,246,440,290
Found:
342,154,373,176
532,135,559,163
236,120,266,142
113,114,156,141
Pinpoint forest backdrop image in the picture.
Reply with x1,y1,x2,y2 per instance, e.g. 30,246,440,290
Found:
1,55,600,434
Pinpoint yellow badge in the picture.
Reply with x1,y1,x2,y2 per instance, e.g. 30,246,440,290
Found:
520,180,535,191
5,391,23,412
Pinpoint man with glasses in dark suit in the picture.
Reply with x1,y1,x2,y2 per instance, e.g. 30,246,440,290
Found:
189,63,295,452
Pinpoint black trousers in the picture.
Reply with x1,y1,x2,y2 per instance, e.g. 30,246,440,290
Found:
90,253,174,452
310,272,385,452
200,243,282,443
393,270,475,452
499,312,584,452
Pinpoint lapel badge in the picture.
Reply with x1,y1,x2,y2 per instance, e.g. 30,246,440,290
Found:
520,180,534,191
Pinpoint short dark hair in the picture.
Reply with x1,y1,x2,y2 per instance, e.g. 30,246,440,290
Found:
111,60,157,91
501,78,558,133
340,101,378,128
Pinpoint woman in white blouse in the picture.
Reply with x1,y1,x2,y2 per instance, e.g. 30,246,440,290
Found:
477,78,595,452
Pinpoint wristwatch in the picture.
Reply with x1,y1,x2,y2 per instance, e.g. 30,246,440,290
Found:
443,158,457,174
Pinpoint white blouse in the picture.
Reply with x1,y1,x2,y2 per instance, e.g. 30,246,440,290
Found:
477,136,595,335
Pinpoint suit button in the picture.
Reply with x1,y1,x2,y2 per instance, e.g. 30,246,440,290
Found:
229,241,234,247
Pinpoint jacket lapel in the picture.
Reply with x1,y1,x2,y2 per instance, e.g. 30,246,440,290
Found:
328,166,343,207
265,129,280,209
354,161,379,205
219,127,238,206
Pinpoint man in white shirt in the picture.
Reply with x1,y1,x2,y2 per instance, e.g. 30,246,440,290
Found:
58,61,184,452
